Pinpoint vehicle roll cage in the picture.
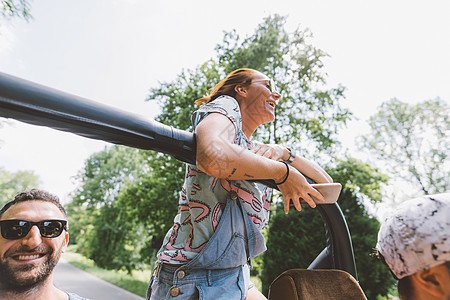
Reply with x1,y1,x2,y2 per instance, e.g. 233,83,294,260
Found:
0,71,358,279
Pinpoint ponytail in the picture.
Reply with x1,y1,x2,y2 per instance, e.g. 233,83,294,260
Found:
195,68,259,105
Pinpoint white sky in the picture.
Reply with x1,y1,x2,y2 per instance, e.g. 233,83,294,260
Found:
1,0,449,207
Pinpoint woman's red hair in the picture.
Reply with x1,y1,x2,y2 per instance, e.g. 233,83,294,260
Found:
194,68,260,105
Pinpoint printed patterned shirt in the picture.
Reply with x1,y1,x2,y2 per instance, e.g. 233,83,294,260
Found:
158,95,273,264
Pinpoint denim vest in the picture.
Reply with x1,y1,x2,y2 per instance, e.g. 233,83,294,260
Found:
147,190,267,299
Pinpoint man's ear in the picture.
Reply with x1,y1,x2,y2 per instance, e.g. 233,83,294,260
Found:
234,84,247,98
411,265,445,297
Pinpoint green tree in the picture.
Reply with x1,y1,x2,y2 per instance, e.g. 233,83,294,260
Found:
116,152,182,265
1,0,32,20
216,17,351,156
359,98,450,194
0,167,40,207
67,145,147,272
261,158,394,299
150,15,351,158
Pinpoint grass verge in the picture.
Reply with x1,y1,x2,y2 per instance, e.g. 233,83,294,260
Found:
63,245,149,298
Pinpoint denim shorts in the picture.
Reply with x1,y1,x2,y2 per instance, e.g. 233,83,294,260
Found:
147,263,252,300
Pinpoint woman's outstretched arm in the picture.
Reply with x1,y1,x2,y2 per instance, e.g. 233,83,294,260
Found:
195,113,324,213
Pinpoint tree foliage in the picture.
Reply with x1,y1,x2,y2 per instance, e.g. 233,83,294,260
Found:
116,151,183,265
67,145,148,272
216,16,351,154
150,15,352,160
1,0,32,21
359,98,450,194
261,159,394,299
0,167,40,207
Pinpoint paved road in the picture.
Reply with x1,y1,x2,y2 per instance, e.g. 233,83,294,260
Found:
54,258,146,300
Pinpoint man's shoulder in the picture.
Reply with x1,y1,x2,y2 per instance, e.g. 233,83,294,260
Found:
67,292,90,300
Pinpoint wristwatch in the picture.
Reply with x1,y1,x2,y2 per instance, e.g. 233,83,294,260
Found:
284,147,296,164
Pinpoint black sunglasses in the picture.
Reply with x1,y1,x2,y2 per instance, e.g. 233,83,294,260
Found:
0,219,68,240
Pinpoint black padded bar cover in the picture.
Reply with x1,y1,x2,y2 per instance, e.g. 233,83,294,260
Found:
0,72,196,165
308,203,358,279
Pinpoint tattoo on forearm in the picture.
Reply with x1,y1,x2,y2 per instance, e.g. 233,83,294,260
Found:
226,168,237,179
244,173,254,178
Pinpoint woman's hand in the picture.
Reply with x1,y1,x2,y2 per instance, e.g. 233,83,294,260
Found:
277,166,325,214
251,143,328,213
251,143,288,161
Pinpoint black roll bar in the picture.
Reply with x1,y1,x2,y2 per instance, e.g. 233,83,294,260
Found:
0,72,195,165
0,71,357,279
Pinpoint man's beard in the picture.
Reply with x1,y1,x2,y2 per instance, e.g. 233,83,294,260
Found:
0,242,64,293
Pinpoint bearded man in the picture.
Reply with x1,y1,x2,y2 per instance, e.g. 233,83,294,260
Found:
0,189,87,300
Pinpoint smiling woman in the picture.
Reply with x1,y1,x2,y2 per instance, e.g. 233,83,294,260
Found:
148,68,333,300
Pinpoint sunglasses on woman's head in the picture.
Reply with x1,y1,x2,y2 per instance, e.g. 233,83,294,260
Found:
0,219,67,240
251,78,278,93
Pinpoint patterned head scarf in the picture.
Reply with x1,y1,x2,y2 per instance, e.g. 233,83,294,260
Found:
376,193,450,279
